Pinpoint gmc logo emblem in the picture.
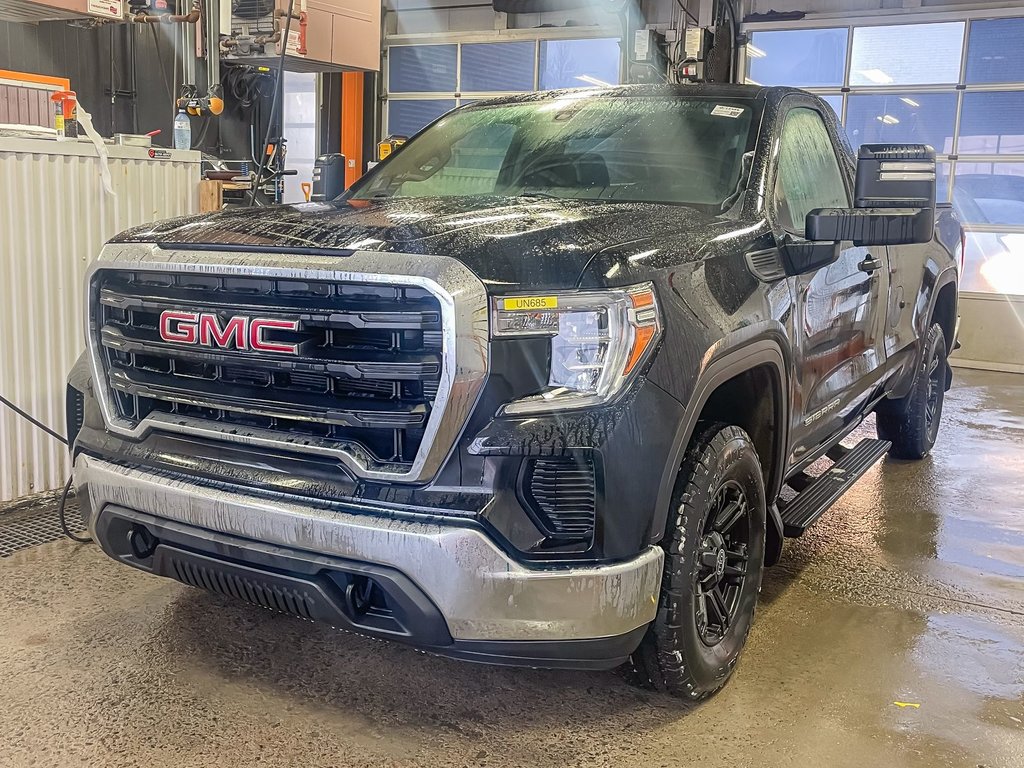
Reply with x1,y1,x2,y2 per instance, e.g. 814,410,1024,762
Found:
159,310,299,355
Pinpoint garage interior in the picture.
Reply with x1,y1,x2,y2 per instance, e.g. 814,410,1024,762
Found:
1,0,1022,765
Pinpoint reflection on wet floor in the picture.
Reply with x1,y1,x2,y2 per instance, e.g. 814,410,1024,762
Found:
0,368,1021,768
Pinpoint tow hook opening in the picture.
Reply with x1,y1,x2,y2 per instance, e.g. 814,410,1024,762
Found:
344,575,387,617
127,524,157,560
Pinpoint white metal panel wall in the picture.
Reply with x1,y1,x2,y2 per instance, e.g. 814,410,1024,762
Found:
0,138,200,501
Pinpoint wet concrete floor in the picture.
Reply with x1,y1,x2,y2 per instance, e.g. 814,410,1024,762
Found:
0,368,1021,768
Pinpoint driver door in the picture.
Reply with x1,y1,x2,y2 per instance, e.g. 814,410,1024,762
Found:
774,105,890,466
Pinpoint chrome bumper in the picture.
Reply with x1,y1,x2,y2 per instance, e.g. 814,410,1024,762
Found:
74,455,663,643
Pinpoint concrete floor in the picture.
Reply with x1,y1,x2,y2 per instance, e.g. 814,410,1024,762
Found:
1,368,1022,768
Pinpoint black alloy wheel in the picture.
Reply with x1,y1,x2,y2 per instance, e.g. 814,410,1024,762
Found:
924,347,943,439
877,322,948,459
623,423,766,703
695,481,751,646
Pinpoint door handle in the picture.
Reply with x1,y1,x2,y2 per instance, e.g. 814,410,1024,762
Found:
858,254,883,273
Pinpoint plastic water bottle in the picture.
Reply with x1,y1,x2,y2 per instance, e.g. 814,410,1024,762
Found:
173,109,191,151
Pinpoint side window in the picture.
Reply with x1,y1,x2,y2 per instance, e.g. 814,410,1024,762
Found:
774,108,849,235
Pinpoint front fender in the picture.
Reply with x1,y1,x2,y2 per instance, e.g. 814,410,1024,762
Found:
647,332,793,565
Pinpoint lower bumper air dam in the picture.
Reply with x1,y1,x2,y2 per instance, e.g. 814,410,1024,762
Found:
75,455,663,669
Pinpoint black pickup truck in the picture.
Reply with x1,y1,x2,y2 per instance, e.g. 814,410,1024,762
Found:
68,84,961,702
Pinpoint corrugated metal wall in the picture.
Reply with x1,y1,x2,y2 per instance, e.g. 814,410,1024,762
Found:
0,138,199,501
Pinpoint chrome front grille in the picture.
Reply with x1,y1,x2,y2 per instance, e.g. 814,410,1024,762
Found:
95,269,443,468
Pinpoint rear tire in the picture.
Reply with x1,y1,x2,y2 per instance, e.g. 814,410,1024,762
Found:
877,323,947,460
623,423,766,702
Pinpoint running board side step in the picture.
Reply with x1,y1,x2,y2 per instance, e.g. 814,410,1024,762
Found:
778,438,891,537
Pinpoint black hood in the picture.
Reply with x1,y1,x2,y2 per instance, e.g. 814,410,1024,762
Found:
111,196,729,291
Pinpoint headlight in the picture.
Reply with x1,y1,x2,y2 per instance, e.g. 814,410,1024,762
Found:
491,283,661,415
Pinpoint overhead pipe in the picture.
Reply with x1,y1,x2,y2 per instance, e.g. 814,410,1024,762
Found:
183,8,196,86
205,0,220,96
131,0,200,24
253,30,281,45
253,8,304,46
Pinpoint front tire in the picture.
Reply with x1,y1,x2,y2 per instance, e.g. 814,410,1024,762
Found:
876,323,947,460
624,423,766,702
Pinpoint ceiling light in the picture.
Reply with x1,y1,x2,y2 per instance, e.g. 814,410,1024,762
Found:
858,68,894,84
900,97,920,107
876,114,900,125
575,75,612,87
746,44,767,58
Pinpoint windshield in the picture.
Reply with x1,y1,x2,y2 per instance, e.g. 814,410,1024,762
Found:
348,95,756,210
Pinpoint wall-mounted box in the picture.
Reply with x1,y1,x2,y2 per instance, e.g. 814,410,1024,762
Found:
222,0,381,73
0,0,122,23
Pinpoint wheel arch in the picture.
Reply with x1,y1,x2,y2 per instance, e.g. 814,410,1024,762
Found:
649,337,791,566
931,275,958,354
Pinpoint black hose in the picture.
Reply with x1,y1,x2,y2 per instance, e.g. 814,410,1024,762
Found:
150,24,175,108
674,0,698,26
58,476,92,544
0,393,67,446
248,0,296,206
0,393,91,544
722,0,739,83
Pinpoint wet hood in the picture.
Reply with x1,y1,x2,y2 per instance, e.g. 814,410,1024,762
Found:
111,196,725,291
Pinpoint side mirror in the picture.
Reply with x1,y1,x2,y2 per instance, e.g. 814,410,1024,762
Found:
806,143,938,247
806,207,934,246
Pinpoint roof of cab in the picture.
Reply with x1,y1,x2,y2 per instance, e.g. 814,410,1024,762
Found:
463,83,809,109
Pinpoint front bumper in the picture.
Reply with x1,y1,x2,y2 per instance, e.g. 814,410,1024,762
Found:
75,454,663,669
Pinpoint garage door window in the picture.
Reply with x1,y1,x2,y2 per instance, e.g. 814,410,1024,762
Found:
849,22,964,86
953,164,1024,227
959,92,1024,155
746,28,847,88
966,17,1024,84
819,94,843,122
388,45,458,93
387,99,457,139
845,93,957,153
461,42,535,92
386,37,621,138
539,38,621,89
963,231,1024,294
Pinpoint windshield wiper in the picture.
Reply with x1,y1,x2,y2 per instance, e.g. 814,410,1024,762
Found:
516,190,562,199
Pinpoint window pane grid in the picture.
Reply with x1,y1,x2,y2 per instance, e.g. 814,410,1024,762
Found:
388,45,458,93
849,22,965,86
461,41,536,93
385,37,619,138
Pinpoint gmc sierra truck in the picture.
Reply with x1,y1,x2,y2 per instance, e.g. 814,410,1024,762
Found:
68,84,961,701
